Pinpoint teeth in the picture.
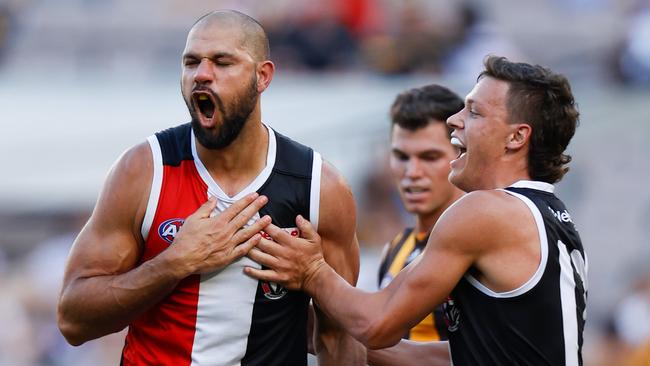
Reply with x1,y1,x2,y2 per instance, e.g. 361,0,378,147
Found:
198,95,208,101
450,137,464,149
406,187,426,193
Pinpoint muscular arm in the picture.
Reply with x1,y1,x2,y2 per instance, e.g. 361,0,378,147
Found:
312,162,365,365
57,143,270,345
367,340,450,366
247,190,540,350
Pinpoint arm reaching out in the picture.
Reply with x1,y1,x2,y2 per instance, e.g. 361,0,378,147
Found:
246,192,510,349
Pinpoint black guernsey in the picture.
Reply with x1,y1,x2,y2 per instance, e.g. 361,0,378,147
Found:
444,181,587,366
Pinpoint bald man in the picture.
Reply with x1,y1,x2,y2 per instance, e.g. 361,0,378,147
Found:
57,10,364,365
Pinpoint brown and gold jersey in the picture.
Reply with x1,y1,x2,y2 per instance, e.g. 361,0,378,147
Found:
377,227,447,341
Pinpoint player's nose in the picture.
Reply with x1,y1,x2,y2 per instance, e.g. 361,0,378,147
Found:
194,58,215,84
447,110,464,130
405,159,423,178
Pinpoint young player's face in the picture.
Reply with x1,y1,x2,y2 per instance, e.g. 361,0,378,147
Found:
446,76,513,191
390,122,460,217
181,22,260,149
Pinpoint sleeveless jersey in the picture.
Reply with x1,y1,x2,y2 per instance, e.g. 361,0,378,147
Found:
377,228,447,341
444,180,587,366
120,123,322,366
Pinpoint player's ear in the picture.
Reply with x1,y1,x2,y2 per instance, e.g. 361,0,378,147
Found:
506,123,532,152
256,60,274,93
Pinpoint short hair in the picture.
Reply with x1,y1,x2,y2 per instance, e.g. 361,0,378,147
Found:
193,10,270,61
480,56,579,184
390,84,464,136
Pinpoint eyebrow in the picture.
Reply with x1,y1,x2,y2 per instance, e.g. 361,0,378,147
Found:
465,98,485,110
182,51,236,60
392,147,446,156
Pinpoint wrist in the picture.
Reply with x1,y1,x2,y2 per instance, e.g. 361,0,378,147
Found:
303,258,328,296
157,247,193,280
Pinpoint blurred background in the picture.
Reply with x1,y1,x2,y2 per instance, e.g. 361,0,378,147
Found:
0,0,649,365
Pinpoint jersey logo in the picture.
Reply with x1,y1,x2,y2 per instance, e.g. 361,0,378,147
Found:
259,227,300,300
443,297,461,332
158,218,185,244
548,206,573,224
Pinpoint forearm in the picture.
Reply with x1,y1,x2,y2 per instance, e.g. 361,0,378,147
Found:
315,327,366,365
305,264,398,349
57,253,185,345
367,340,451,366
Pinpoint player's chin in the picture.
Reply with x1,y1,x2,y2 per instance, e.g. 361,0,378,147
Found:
403,201,431,214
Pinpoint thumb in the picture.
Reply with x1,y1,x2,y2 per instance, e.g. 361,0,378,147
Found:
296,215,318,242
194,196,218,218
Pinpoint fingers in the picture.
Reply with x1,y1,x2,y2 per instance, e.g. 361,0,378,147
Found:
247,247,279,268
191,196,218,219
231,215,272,244
295,215,318,242
219,192,261,222
263,222,291,242
256,236,285,258
230,233,262,260
244,266,281,283
228,195,269,230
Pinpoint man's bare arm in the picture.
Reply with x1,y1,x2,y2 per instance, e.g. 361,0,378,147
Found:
367,340,451,366
246,192,502,349
57,143,270,345
312,162,365,365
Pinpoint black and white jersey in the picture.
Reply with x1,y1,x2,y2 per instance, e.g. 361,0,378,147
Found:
445,180,587,366
122,123,321,366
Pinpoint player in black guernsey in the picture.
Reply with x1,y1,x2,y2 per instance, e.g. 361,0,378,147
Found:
446,181,587,365
247,55,585,366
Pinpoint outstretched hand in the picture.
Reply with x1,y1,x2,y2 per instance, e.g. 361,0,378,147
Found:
245,215,327,291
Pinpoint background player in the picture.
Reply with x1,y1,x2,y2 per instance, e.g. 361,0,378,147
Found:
378,85,464,338
57,10,364,365
247,55,586,365
368,85,464,365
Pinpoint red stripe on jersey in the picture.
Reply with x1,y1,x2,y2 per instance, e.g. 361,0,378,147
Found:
122,160,208,365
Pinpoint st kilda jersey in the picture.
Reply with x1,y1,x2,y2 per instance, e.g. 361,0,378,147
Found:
378,228,447,341
120,123,322,366
444,181,587,366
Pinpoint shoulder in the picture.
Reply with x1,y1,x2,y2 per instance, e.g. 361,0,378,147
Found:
92,141,153,232
110,141,153,186
430,189,533,252
317,159,356,236
442,189,527,223
319,160,355,215
272,129,315,176
315,160,360,282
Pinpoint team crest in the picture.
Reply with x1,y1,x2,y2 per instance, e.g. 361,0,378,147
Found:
443,297,461,332
259,227,300,300
158,218,185,244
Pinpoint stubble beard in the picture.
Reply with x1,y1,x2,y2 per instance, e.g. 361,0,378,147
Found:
187,72,259,150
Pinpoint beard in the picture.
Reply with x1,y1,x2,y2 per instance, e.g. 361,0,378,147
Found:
186,72,259,150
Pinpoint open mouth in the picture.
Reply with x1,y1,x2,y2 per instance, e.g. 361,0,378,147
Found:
450,137,467,159
192,91,216,120
404,187,429,194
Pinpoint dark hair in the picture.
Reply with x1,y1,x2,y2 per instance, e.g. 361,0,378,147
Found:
390,84,464,136
480,56,579,183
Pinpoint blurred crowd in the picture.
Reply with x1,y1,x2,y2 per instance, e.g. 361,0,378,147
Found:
0,0,648,83
1,0,650,365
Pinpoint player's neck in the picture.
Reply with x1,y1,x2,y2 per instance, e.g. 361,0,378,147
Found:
195,118,269,197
